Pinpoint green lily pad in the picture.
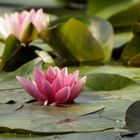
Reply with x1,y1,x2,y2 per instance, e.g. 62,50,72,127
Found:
99,100,131,121
70,65,140,80
49,16,113,64
0,86,32,104
47,17,113,65
0,102,121,134
0,103,23,114
125,100,140,132
86,73,135,91
48,18,104,65
0,132,128,140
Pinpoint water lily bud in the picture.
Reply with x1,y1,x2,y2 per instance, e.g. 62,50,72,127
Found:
16,66,86,106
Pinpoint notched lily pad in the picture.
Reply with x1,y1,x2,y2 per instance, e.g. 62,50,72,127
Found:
86,73,135,91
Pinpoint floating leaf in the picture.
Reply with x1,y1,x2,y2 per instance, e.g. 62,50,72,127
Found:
0,102,120,134
125,100,140,132
0,103,23,115
86,73,135,91
71,65,140,80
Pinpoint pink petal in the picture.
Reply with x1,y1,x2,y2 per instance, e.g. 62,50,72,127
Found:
35,9,44,18
39,79,55,104
33,67,44,91
32,9,44,32
61,67,68,77
64,70,79,87
0,9,48,42
51,77,62,93
71,70,79,80
34,67,55,103
55,86,70,104
4,14,14,36
0,17,8,38
10,12,21,38
53,67,60,75
45,66,56,83
16,76,45,102
67,76,87,102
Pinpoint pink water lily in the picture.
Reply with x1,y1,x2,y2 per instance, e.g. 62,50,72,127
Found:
16,67,86,106
0,9,49,43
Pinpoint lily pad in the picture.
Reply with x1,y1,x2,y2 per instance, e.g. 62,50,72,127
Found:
70,65,140,80
125,100,140,132
0,132,127,140
48,18,104,65
0,88,32,104
0,102,121,134
86,73,135,91
47,17,114,65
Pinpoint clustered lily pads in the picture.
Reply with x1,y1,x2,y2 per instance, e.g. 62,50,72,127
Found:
0,1,140,138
